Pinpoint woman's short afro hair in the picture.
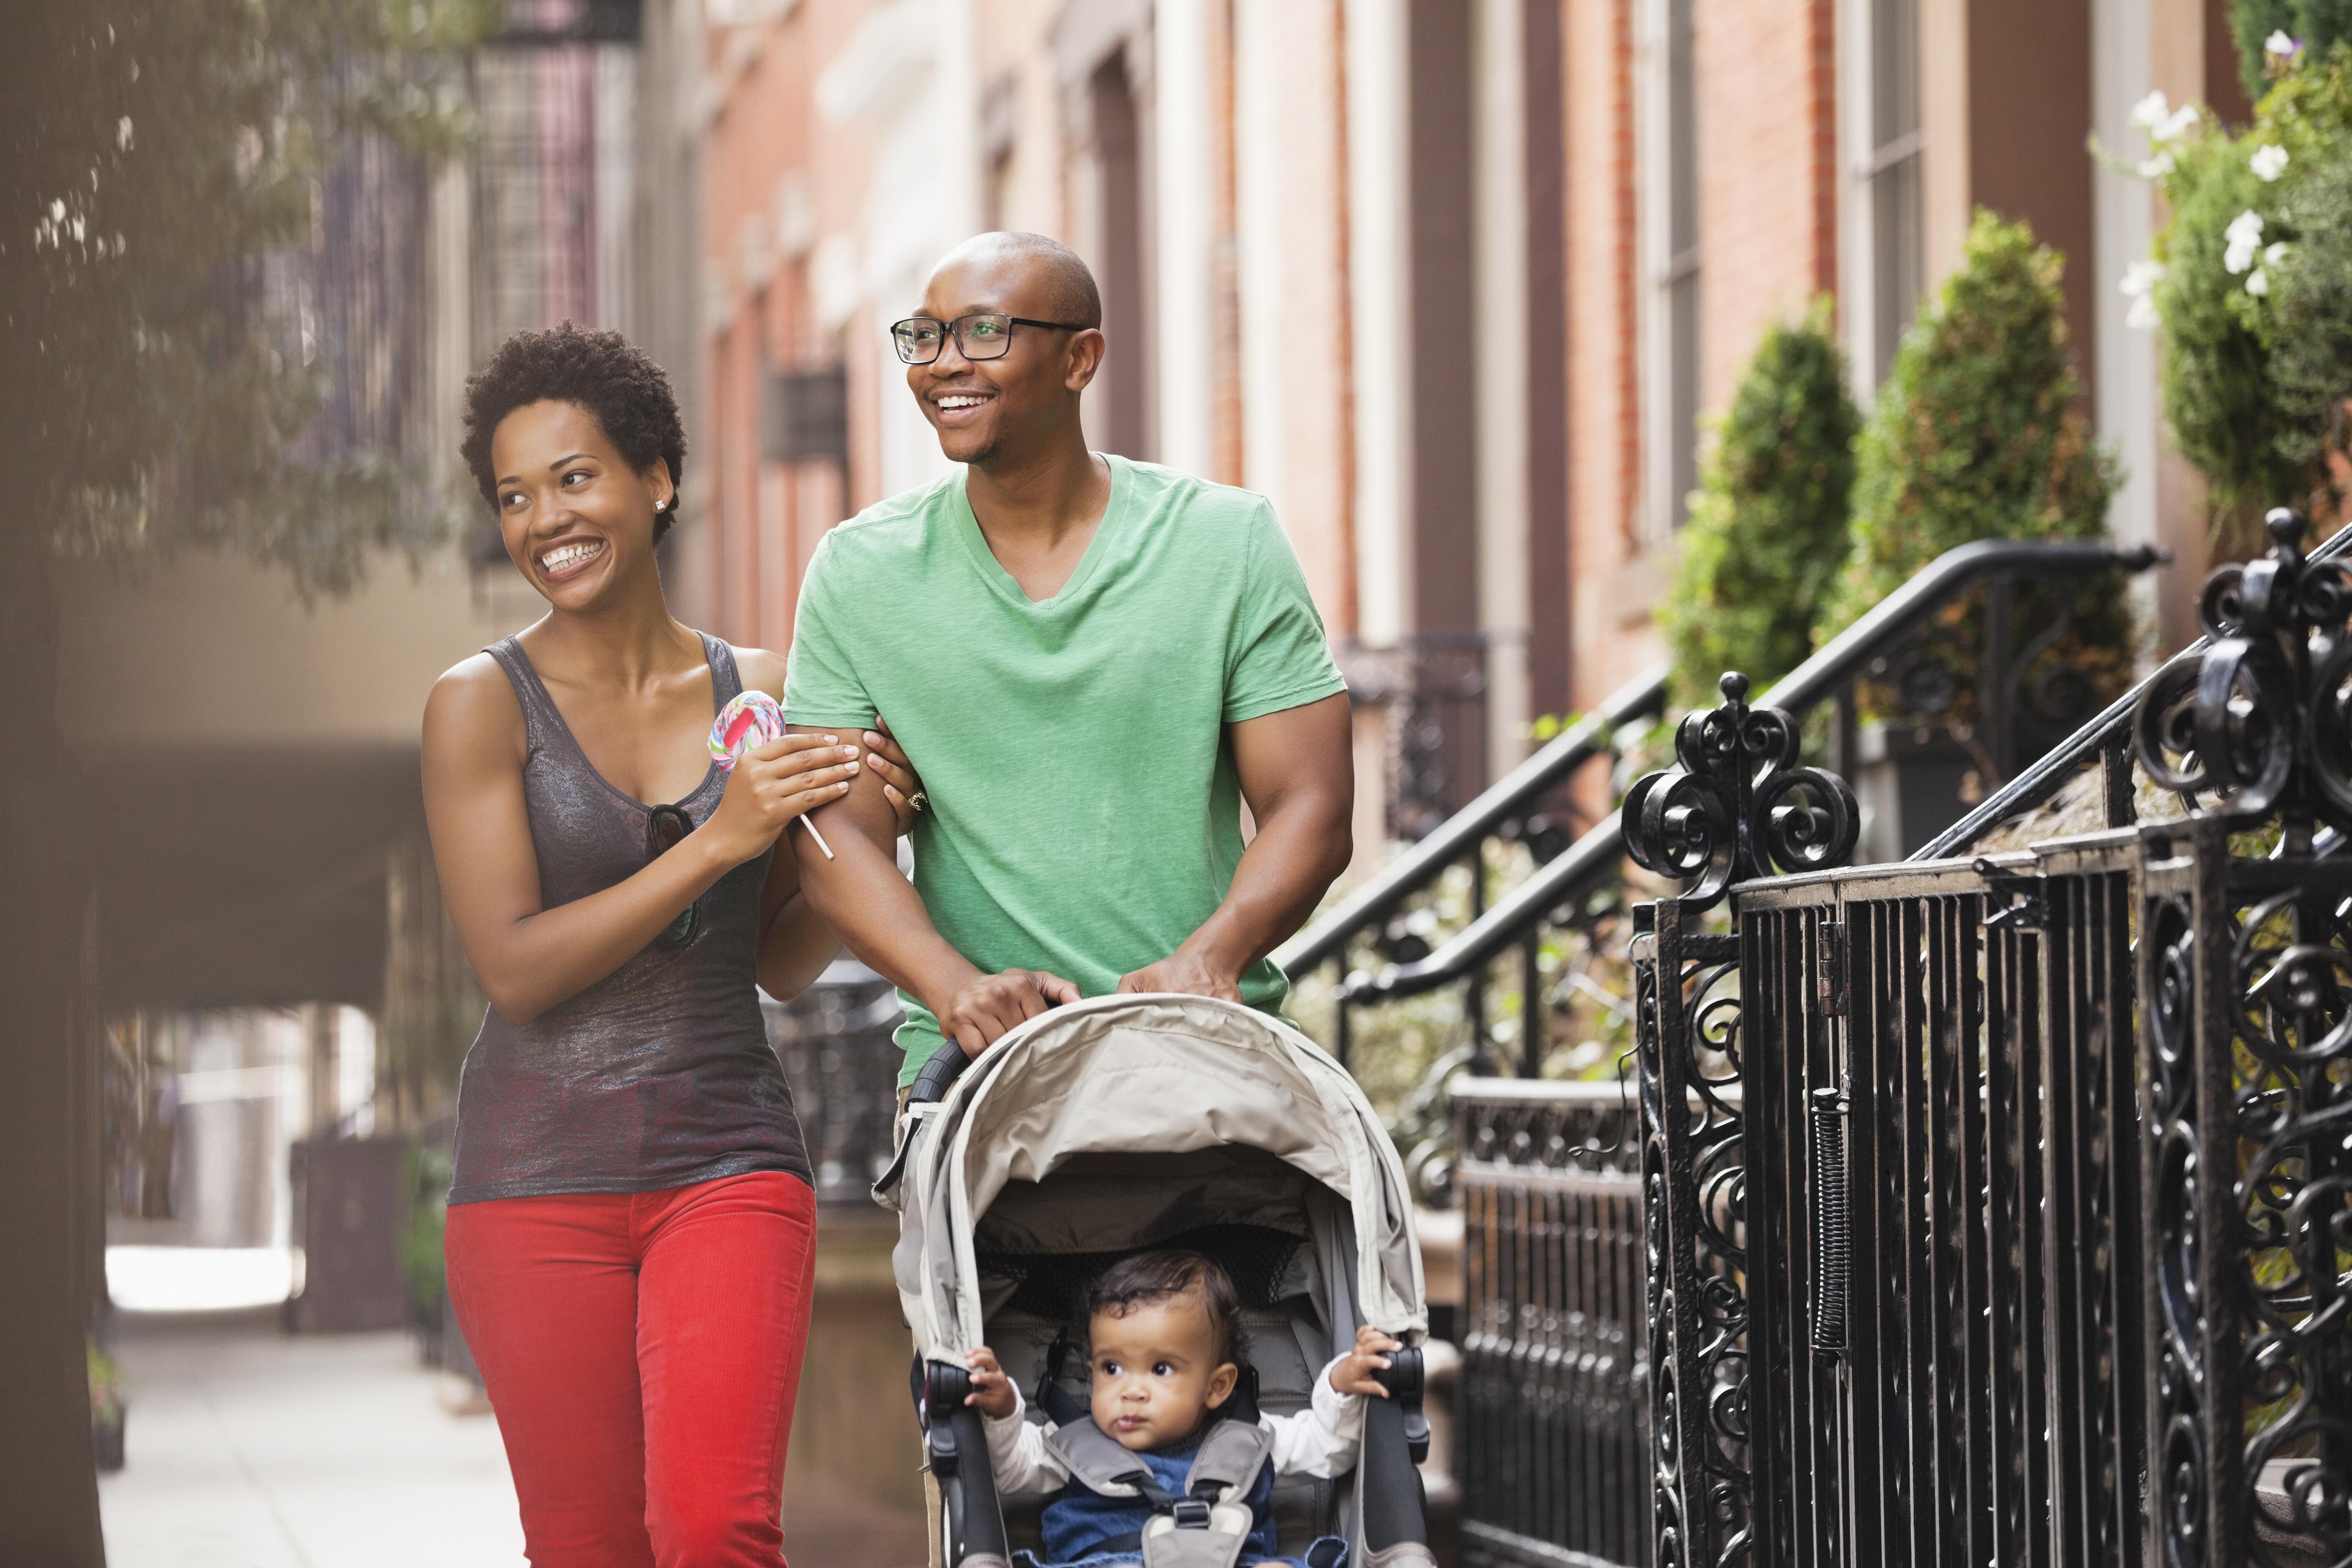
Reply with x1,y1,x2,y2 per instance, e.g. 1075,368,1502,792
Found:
461,323,688,543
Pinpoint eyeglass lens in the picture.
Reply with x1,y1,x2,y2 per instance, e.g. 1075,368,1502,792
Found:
892,314,1013,365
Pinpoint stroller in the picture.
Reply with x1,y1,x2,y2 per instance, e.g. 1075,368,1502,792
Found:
880,994,1437,1568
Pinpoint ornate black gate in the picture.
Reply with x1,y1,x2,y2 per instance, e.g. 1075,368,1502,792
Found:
1629,514,2352,1568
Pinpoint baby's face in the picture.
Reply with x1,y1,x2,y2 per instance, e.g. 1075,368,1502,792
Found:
1087,1294,1238,1452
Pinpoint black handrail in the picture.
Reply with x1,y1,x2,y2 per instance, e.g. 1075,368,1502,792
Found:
1912,519,2352,861
1341,538,2161,1004
1274,667,1672,977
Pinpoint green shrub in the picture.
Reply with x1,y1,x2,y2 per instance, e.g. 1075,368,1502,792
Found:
1663,299,1858,710
2268,151,2352,473
2138,47,2352,530
2231,0,2352,106
1819,212,2130,718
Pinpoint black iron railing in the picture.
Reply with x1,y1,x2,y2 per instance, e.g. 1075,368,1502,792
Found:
1626,512,2352,1568
1289,542,2156,1226
1453,1081,1650,1568
1914,512,2352,862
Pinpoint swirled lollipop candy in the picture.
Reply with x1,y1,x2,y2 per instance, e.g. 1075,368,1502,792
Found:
709,690,786,770
706,691,834,858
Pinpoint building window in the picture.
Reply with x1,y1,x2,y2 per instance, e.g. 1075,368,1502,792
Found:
1848,0,1923,388
981,75,1017,233
1645,0,1701,535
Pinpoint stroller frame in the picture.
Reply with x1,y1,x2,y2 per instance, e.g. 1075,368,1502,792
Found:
880,995,1438,1568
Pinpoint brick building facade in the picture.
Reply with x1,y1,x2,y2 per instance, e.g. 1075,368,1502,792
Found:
671,0,2250,848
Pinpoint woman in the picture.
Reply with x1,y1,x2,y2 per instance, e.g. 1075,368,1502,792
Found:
421,324,919,1567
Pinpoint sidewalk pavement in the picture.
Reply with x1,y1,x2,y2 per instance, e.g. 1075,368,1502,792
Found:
98,1305,928,1568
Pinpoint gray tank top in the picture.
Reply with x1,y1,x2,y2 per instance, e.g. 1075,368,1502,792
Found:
446,632,811,1205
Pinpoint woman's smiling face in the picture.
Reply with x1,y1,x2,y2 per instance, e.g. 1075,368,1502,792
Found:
490,398,672,609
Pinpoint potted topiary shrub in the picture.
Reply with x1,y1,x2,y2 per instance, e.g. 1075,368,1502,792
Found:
1663,298,1859,713
1817,211,2133,857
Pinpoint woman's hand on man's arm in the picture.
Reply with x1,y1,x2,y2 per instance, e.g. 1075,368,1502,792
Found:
424,657,860,1023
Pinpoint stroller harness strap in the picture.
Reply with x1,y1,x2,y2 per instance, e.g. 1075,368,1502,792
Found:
1043,1419,1273,1568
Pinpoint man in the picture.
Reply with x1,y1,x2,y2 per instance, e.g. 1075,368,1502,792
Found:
784,231,1353,1089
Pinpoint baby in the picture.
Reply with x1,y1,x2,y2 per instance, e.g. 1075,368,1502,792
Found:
964,1249,1402,1568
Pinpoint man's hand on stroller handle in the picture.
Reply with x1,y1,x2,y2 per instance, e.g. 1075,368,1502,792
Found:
1114,944,1242,1002
943,967,1082,1057
963,1347,1020,1418
1329,1325,1404,1398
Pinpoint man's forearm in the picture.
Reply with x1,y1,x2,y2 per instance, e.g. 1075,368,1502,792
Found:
1177,791,1351,977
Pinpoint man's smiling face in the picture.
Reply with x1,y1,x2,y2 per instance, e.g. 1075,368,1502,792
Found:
907,243,1100,468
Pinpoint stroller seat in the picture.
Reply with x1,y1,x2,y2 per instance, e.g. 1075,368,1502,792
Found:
885,995,1435,1568
973,1163,1345,1558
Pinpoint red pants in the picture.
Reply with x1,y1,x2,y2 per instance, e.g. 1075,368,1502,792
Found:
446,1171,818,1568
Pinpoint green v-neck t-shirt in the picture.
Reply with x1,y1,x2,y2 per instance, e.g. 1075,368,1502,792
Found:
783,455,1349,1085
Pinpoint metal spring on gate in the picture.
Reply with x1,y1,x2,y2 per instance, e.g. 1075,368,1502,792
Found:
1810,1085,1852,1357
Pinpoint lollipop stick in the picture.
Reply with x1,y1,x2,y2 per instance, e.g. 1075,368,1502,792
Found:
797,816,835,860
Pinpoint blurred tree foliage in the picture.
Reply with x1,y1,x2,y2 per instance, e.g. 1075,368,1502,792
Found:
1818,212,2131,722
0,4,489,1557
8,0,493,593
2146,50,2352,532
1663,299,1857,710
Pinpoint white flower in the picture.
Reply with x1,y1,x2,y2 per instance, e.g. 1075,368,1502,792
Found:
2225,209,2266,274
2132,90,2172,130
2139,152,2177,179
2155,104,2200,142
2266,30,2301,61
2248,268,2270,296
2251,143,2290,181
2266,241,2289,267
2121,259,2166,329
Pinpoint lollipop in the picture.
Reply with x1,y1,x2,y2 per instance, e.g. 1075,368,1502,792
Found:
707,691,835,859
710,690,786,769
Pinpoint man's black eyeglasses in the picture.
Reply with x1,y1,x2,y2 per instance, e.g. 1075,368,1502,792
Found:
647,802,699,949
890,312,1089,365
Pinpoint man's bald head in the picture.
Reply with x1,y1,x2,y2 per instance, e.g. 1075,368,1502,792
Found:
930,232,1102,330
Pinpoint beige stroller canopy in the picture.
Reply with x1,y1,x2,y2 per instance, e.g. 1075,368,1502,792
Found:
890,994,1428,1361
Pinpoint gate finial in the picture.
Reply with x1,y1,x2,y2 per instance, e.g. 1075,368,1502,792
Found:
1621,669,1860,907
2133,507,2352,840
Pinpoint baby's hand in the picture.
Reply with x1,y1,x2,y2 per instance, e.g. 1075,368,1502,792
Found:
964,1347,1018,1418
1328,1325,1403,1398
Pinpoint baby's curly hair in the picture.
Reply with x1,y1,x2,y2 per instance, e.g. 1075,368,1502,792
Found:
1085,1250,1247,1366
460,324,688,542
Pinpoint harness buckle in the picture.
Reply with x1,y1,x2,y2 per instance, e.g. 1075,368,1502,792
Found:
1170,1499,1214,1530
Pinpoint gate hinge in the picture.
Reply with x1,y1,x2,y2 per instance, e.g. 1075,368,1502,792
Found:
1816,920,1847,1016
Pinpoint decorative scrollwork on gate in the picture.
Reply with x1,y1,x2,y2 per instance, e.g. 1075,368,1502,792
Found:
2144,893,2211,1568
2227,890,2352,1568
1625,672,1859,911
1629,671,1857,1568
1637,925,1755,1568
2134,508,2352,836
2138,512,2352,1568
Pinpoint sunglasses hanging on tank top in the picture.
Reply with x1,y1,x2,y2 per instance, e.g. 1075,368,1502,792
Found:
646,802,699,948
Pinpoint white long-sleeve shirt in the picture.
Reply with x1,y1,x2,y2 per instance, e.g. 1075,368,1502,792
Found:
980,1356,1369,1497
